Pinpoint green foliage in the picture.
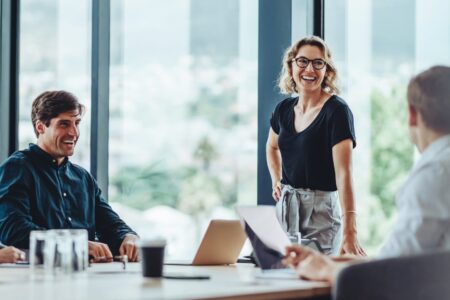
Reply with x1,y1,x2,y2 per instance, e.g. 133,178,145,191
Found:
177,168,222,217
109,162,180,210
194,136,218,171
188,87,240,128
221,178,238,208
370,86,414,218
110,63,244,214
110,137,238,212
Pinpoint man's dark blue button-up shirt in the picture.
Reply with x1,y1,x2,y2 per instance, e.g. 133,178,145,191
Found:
0,144,137,254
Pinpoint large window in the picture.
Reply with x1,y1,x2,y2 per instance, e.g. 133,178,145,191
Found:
19,0,91,167
325,0,450,254
108,0,258,258
14,0,444,258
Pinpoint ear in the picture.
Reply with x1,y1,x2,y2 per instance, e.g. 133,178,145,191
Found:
35,120,46,136
408,104,418,127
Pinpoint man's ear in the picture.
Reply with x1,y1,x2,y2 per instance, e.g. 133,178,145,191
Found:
35,120,46,136
408,104,418,127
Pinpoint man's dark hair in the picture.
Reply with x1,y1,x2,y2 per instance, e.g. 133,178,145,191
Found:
407,66,450,133
31,90,85,137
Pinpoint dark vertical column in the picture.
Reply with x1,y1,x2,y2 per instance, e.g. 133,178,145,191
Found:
257,0,292,205
313,0,324,38
0,0,20,161
91,0,110,197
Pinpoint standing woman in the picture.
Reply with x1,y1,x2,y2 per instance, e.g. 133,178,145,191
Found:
266,36,365,256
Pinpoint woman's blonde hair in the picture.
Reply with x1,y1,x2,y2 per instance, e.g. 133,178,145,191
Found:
277,36,339,95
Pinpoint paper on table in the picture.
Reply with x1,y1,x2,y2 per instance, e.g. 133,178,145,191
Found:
236,205,291,254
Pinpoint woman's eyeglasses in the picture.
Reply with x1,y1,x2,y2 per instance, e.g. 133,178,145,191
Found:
292,57,326,70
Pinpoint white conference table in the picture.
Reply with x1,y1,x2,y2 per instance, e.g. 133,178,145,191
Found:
0,262,330,300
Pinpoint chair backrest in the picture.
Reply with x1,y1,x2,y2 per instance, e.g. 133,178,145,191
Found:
332,250,450,300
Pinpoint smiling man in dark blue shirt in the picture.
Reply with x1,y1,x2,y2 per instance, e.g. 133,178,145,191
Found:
0,90,139,262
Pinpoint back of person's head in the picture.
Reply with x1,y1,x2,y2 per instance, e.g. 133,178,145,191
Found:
407,66,450,133
278,35,339,95
31,90,85,137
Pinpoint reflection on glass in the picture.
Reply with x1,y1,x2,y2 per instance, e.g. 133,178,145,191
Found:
19,0,91,168
109,0,258,258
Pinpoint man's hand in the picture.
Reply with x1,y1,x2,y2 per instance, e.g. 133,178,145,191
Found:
283,245,340,283
119,234,139,262
0,246,26,264
282,245,314,268
88,241,113,262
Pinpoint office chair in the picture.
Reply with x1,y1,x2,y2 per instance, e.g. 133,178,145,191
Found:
332,250,450,300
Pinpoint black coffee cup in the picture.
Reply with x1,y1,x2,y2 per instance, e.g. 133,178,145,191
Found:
140,239,166,278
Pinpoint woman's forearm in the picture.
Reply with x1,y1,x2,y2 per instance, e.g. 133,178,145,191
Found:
266,144,282,186
336,171,357,235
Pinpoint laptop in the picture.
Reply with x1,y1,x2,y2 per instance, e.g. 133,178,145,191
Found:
165,219,247,266
236,205,323,279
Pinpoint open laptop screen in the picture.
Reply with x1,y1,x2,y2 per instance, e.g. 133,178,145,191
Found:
237,205,324,271
244,222,285,270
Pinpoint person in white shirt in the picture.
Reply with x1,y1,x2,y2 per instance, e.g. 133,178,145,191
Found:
283,65,450,283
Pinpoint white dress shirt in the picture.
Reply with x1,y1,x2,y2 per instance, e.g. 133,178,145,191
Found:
378,134,450,258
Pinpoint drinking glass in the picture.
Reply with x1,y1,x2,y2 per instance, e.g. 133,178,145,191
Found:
51,229,73,275
69,229,88,272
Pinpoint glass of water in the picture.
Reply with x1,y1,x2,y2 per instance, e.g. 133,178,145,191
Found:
30,230,55,271
287,231,302,244
51,229,73,275
69,229,88,272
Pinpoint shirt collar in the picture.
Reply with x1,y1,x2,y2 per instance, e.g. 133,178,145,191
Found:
28,143,69,168
411,134,450,173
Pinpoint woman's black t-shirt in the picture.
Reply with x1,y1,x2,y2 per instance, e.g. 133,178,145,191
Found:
270,95,356,191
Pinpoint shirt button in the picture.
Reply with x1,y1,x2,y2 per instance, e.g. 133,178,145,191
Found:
68,217,72,222
63,192,67,197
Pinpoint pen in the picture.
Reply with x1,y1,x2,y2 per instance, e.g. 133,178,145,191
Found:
89,255,128,262
89,255,128,270
163,275,210,280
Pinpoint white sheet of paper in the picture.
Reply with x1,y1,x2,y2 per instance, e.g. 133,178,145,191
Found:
236,205,291,254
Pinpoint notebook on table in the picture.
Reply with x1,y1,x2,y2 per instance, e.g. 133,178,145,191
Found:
165,219,247,266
